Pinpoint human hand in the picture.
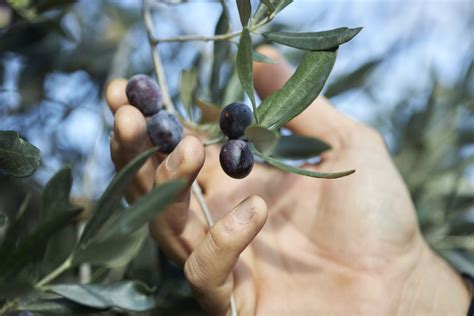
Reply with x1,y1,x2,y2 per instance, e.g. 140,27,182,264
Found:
106,46,471,315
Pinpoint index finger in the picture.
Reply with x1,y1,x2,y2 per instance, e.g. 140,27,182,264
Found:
106,78,129,113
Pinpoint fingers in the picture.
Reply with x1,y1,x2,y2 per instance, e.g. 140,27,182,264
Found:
149,136,207,265
106,78,129,113
253,45,357,149
184,196,267,314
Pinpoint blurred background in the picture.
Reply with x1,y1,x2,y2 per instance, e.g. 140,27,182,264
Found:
1,0,473,314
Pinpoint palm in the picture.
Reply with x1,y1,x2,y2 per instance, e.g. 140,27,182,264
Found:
198,128,421,315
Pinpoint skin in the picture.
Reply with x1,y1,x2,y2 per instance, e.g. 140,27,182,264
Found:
106,46,471,315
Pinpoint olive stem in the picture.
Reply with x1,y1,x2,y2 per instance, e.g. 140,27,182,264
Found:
142,1,238,315
203,137,226,146
36,255,73,288
142,0,176,115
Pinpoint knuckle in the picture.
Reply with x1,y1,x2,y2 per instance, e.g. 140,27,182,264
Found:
184,256,209,290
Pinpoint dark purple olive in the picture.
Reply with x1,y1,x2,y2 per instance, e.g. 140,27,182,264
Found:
219,102,253,139
126,74,163,116
147,111,183,154
219,139,254,179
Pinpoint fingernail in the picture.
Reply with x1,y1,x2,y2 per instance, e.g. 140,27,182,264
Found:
165,144,183,172
232,201,257,224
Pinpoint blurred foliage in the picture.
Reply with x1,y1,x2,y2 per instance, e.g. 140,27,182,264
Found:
0,0,473,314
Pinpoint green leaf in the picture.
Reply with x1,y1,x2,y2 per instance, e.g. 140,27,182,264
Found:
261,0,274,10
253,146,354,179
236,0,251,26
195,97,221,123
211,4,230,102
263,27,362,51
79,147,158,247
0,213,6,227
257,50,337,129
0,206,82,281
245,125,280,155
325,57,382,98
72,227,147,268
17,298,106,315
252,50,278,64
271,135,331,160
0,130,41,177
222,69,244,106
237,28,258,122
253,0,293,25
98,180,185,239
41,165,73,219
179,68,199,120
73,180,185,267
49,281,155,312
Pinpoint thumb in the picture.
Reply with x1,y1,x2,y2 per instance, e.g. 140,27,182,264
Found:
183,196,267,315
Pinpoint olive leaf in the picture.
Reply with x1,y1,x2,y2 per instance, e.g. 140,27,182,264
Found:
253,50,278,64
0,213,7,227
257,50,337,129
253,0,293,25
195,97,221,123
0,130,41,177
245,125,280,155
79,147,158,247
271,134,331,160
48,281,155,312
0,206,82,281
41,166,77,274
179,68,199,120
16,298,106,315
73,180,185,267
252,146,354,179
237,28,258,122
211,4,230,101
222,69,244,106
236,0,251,26
325,57,382,98
263,27,362,51
72,227,147,268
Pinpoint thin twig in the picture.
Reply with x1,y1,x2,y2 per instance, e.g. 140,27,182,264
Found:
151,30,241,44
142,1,238,315
143,0,176,115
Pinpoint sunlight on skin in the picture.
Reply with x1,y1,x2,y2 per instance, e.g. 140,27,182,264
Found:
105,46,470,316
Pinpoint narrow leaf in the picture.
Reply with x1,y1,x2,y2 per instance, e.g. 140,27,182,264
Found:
0,130,41,177
0,206,82,280
17,298,106,315
49,281,155,312
222,69,244,106
325,57,382,98
261,0,274,10
237,28,258,121
272,135,331,160
179,68,199,119
211,4,230,101
253,147,354,179
253,0,293,25
72,227,147,268
0,213,6,227
99,180,186,239
236,0,251,26
263,27,362,51
245,125,280,155
252,50,278,64
196,97,221,123
257,50,337,129
41,166,73,219
80,147,159,246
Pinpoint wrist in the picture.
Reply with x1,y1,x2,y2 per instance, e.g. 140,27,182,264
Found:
397,243,471,316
